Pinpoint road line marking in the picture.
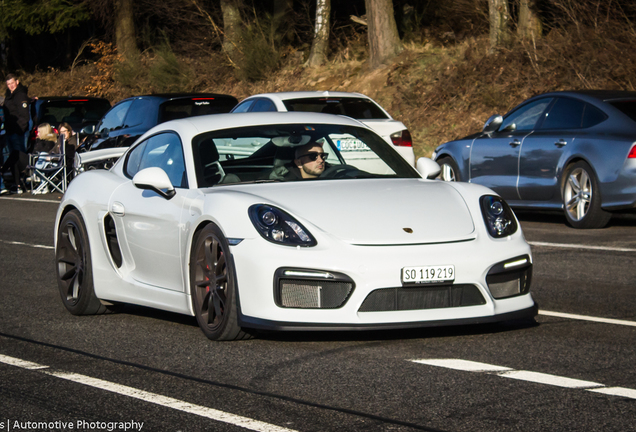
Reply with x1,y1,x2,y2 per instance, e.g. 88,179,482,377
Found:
0,196,61,203
0,239,54,250
539,310,636,327
528,241,636,253
497,370,603,388
589,387,636,399
411,359,512,372
410,359,636,400
0,354,297,432
0,354,50,370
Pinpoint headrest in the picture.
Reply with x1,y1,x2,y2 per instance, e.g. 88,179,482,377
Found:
271,135,311,147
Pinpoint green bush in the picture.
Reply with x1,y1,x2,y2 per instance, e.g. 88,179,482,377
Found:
149,43,195,93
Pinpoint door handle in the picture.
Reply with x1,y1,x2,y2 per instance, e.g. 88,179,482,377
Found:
509,139,521,147
111,201,125,216
555,139,568,147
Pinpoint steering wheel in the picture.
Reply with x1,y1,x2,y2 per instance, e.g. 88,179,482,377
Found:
319,164,363,179
203,161,226,185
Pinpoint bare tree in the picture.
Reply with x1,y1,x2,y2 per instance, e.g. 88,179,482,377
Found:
488,0,511,51
114,0,139,62
220,0,242,66
306,0,330,67
517,0,542,40
365,0,402,68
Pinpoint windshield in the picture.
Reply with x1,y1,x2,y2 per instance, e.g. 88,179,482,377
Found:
192,123,418,187
37,99,111,129
609,100,636,123
159,97,237,122
282,97,389,119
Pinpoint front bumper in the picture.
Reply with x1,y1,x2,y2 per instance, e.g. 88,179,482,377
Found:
231,231,535,328
238,303,538,331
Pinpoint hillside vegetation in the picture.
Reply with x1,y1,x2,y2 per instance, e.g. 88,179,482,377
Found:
21,19,636,159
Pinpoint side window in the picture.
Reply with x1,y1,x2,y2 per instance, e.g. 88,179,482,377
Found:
98,100,133,133
540,97,586,130
582,103,608,128
232,100,254,113
124,141,147,178
250,98,277,112
123,98,154,128
138,132,188,188
499,98,552,132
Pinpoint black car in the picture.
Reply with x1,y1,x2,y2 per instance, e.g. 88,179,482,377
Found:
81,93,238,152
29,96,111,149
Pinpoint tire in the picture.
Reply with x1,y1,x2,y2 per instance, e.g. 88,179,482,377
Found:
562,161,611,229
190,224,252,341
56,209,109,315
437,157,461,182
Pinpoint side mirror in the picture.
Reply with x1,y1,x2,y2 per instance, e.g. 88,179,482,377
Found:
133,167,176,199
416,157,441,179
482,115,503,133
80,124,96,135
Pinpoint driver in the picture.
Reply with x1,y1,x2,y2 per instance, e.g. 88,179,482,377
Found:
294,141,328,179
269,141,329,181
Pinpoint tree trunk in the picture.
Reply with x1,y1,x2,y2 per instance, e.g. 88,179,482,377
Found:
488,0,511,51
517,0,542,40
365,0,402,69
114,0,139,62
306,0,331,67
221,0,242,66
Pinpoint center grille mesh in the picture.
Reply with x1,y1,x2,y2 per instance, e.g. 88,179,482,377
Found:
358,284,486,312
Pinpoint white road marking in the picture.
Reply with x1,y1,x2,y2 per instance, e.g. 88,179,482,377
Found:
410,359,636,399
0,196,61,204
411,359,512,372
539,310,636,327
0,354,298,432
497,370,603,388
0,353,50,370
528,241,636,253
589,387,636,399
0,239,54,250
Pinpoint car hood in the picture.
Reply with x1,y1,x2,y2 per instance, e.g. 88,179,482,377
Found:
235,179,476,245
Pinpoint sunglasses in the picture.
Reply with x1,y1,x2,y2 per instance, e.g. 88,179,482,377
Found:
299,152,329,162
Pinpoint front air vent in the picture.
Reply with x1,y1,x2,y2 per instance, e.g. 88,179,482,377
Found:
104,214,123,268
359,284,486,312
274,268,355,309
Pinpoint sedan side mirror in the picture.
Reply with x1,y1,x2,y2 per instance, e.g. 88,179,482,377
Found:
482,115,503,133
133,167,176,199
80,124,96,135
416,157,441,179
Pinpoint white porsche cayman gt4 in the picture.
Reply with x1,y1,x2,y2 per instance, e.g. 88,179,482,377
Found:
55,112,537,341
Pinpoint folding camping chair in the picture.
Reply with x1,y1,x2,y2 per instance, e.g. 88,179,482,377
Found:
28,147,69,194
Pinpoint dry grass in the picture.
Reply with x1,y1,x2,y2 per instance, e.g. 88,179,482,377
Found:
20,18,636,159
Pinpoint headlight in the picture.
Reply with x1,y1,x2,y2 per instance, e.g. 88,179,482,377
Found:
248,204,317,247
480,195,518,238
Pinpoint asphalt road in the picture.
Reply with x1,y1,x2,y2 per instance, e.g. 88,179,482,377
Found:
1,194,635,432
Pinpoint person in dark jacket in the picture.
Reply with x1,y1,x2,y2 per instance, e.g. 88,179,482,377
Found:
4,74,30,153
2,74,30,192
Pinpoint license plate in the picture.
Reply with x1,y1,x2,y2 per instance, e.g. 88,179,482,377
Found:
402,265,455,284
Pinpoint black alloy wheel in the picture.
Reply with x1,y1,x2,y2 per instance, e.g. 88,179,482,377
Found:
190,224,251,341
56,210,109,315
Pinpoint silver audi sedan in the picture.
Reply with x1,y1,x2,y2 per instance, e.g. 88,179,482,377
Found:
433,90,636,229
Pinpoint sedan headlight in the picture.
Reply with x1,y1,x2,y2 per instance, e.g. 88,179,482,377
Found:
249,204,317,247
480,195,518,238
